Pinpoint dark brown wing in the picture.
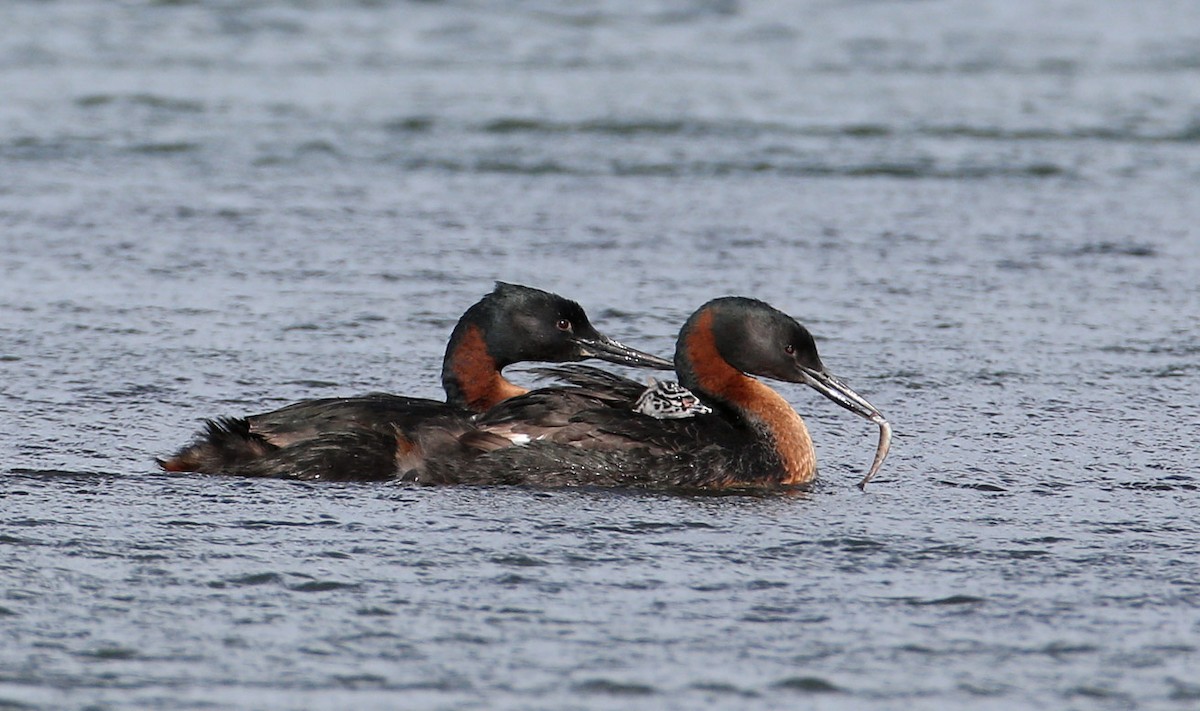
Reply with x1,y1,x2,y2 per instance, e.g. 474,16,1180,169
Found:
209,409,489,481
160,393,470,474
476,364,674,446
247,393,466,446
547,405,744,454
223,425,402,481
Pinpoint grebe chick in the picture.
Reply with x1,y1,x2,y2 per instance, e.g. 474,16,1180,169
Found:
158,283,671,478
634,379,712,419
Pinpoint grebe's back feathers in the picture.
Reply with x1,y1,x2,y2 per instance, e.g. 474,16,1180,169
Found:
527,363,648,401
227,426,402,481
246,393,459,447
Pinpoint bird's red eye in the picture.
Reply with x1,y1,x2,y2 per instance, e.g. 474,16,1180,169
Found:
556,319,571,331
785,344,796,355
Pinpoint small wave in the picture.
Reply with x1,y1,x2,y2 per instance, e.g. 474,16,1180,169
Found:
1065,685,1129,701
161,519,213,528
383,116,435,133
75,93,204,113
1099,343,1200,357
214,572,284,588
959,682,1011,697
1038,642,1100,658
746,579,789,590
393,679,473,692
490,553,549,567
484,117,736,137
573,679,658,696
938,480,1009,492
284,379,341,388
593,520,716,534
1061,241,1158,258
1168,678,1200,701
740,604,804,624
473,159,576,175
442,116,1200,144
993,550,1051,562
288,580,360,592
690,682,760,698
333,674,389,689
1020,536,1073,544
492,573,533,586
1113,478,1197,492
906,594,987,606
127,141,200,155
77,646,139,661
295,140,341,157
614,579,663,591
1135,43,1200,72
7,468,120,480
398,156,1072,180
231,519,334,528
103,383,168,398
773,676,842,693
922,124,1200,144
818,536,885,551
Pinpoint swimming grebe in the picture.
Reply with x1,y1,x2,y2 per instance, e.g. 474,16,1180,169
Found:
412,297,891,490
158,283,672,476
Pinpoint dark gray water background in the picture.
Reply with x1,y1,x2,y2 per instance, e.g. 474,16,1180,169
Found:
2,1,1199,709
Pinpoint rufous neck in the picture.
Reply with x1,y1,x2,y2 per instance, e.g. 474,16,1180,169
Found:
680,311,817,485
442,323,528,412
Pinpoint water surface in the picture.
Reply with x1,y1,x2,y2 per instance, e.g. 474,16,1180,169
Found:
2,1,1198,709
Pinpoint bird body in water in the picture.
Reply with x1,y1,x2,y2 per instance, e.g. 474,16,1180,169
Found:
158,283,673,478
411,296,890,490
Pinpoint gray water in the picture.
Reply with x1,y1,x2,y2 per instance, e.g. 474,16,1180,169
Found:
2,1,1199,709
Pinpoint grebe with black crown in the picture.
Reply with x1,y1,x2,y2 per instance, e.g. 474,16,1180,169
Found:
158,283,673,478
411,296,891,490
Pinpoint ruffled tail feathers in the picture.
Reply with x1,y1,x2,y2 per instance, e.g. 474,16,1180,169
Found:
157,417,277,473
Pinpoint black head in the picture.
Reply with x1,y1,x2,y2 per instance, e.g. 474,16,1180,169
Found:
677,297,823,382
677,296,881,420
469,282,672,369
709,297,823,382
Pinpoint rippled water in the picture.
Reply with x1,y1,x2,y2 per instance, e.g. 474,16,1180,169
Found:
2,1,1199,709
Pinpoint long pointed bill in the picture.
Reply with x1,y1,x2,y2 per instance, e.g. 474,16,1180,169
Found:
800,367,892,489
574,335,675,370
